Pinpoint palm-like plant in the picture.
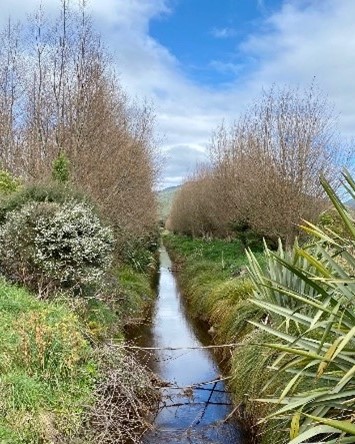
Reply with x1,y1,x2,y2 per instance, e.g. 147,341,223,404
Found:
247,170,355,443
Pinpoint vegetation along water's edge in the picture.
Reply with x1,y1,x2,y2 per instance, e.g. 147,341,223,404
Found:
162,232,274,443
0,1,161,441
164,169,355,444
0,180,160,444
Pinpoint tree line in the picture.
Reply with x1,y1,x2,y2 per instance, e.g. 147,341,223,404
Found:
0,0,159,257
168,84,353,247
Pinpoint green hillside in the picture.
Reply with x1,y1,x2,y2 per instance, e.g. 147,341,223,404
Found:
158,185,180,221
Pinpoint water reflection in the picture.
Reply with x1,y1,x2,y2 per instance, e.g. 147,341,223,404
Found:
134,247,243,443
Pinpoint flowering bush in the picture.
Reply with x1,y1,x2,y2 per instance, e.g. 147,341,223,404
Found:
0,200,114,293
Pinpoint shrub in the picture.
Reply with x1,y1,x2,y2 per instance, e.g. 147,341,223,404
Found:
0,183,91,224
247,170,355,443
0,169,20,195
317,207,354,240
0,200,114,293
120,232,159,272
52,151,70,183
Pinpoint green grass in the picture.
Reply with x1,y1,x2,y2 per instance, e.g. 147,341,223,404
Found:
116,265,156,324
0,279,96,443
163,232,264,319
164,232,260,270
0,262,156,443
62,264,156,343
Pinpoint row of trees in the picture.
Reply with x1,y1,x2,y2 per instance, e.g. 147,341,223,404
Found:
168,85,352,246
0,0,159,255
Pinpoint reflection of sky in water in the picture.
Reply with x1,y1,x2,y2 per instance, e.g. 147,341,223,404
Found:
142,248,243,443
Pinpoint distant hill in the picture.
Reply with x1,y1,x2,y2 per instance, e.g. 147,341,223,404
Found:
157,185,181,221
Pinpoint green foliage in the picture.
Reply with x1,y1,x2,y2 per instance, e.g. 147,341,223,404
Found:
116,265,155,325
0,169,20,195
79,297,122,342
0,279,95,442
163,232,300,442
0,182,91,224
230,329,287,443
318,207,353,240
0,200,114,293
164,232,264,322
247,238,324,312
247,169,355,443
121,239,157,272
52,151,70,183
230,219,266,249
209,279,258,342
164,232,263,271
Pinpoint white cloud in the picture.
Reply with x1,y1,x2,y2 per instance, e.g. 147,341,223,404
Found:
93,0,355,185
209,60,242,75
240,0,355,135
211,27,237,39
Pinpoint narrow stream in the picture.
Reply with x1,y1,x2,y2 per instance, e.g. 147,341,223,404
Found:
132,247,244,443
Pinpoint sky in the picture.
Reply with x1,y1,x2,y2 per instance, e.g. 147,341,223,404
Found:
2,0,355,188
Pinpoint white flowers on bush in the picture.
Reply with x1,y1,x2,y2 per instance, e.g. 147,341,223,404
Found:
0,200,114,289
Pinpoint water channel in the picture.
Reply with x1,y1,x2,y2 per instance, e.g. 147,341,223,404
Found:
131,246,244,443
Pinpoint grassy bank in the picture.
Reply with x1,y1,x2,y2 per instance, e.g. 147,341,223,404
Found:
163,232,288,443
0,263,158,443
0,280,94,442
0,175,159,443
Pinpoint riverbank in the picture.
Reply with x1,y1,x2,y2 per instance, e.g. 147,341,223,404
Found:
0,262,159,443
163,232,286,444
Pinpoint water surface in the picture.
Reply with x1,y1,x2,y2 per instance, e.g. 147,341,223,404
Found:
133,247,243,443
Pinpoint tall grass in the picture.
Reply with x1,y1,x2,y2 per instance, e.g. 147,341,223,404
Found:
0,279,95,442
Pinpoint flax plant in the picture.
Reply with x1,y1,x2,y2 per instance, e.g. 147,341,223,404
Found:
247,170,355,443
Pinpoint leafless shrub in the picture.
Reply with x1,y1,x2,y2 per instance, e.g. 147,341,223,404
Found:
85,345,159,444
167,166,226,237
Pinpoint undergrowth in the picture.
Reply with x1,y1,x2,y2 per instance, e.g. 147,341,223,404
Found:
0,279,95,443
0,266,158,443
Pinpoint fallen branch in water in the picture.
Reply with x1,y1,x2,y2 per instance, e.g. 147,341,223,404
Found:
115,342,243,351
159,401,232,408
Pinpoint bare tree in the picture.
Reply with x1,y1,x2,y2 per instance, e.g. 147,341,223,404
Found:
170,84,353,246
0,0,159,254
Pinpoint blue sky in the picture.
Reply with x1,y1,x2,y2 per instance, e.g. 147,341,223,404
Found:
2,0,355,188
150,0,281,87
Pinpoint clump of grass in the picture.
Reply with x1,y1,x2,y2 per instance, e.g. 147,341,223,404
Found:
116,265,155,325
0,279,96,442
229,329,288,444
209,279,260,343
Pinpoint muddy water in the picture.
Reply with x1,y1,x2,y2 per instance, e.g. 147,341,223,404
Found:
132,247,244,443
